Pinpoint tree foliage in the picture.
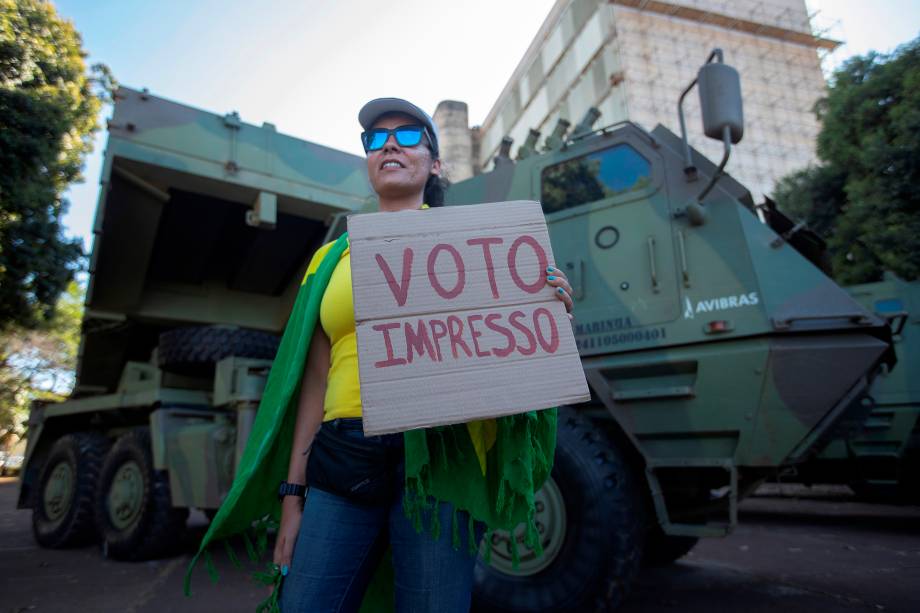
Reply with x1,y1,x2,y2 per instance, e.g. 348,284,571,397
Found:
0,279,83,446
0,0,114,330
773,37,920,284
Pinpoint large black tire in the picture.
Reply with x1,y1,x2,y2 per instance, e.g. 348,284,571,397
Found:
473,408,646,612
643,526,699,566
157,325,280,374
32,432,110,548
94,428,188,560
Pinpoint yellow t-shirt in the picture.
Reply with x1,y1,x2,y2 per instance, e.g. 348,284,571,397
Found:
319,245,362,421
310,203,496,472
315,205,427,423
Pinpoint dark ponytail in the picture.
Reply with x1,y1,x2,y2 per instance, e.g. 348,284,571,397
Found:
422,132,449,206
424,173,450,207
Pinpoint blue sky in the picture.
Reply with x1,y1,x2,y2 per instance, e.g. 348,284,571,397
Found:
54,0,920,256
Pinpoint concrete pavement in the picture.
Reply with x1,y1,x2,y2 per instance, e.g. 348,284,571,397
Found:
2,478,918,613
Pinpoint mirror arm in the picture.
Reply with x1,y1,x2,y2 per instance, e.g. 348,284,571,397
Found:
697,125,732,203
705,48,724,64
677,78,699,182
677,48,727,184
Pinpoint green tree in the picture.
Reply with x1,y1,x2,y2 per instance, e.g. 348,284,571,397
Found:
0,0,114,330
0,279,83,446
774,37,920,284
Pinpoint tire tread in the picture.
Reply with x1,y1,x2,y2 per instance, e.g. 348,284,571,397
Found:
157,326,279,373
95,427,188,560
473,408,646,612
32,432,110,548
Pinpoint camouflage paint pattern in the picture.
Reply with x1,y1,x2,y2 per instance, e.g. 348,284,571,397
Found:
447,120,895,534
795,273,919,496
81,87,376,394
17,86,898,539
18,88,374,510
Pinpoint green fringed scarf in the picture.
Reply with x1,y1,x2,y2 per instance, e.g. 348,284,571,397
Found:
183,231,558,612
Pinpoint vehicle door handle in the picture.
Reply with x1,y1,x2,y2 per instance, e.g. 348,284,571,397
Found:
678,230,690,288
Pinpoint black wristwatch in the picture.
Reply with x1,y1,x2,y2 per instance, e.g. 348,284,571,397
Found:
278,481,307,501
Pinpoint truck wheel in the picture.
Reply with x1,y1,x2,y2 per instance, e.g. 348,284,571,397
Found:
32,432,110,548
94,428,188,560
643,526,699,566
157,326,280,374
473,408,646,612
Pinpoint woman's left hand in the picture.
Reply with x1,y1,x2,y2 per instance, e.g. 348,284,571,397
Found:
545,265,574,321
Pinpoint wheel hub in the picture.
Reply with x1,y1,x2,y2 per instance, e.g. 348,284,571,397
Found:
43,461,74,523
107,460,145,530
483,476,567,576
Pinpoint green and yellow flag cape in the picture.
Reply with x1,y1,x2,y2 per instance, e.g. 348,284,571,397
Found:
184,232,558,611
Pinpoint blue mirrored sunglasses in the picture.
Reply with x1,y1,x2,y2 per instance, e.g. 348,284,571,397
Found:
361,124,430,153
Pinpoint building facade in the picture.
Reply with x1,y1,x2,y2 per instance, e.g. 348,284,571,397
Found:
435,0,837,202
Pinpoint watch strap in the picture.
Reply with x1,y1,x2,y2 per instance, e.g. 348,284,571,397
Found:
278,481,307,500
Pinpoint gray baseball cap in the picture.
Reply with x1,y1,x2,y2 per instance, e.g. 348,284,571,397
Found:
358,97,439,156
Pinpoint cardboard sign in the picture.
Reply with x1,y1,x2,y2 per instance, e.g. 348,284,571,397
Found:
348,200,590,435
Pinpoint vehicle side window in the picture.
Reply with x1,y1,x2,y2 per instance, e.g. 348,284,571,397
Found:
874,299,904,313
541,144,651,213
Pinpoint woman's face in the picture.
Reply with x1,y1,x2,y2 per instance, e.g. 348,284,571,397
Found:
365,113,441,203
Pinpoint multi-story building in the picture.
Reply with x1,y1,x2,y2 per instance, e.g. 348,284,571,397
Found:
435,0,838,201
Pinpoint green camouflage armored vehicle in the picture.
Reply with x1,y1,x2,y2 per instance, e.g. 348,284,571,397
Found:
16,86,372,559
17,52,894,612
445,52,895,611
789,273,919,501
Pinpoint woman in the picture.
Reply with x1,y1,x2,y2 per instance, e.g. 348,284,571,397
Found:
186,98,574,613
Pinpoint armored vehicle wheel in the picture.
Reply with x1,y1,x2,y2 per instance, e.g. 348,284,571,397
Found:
643,526,699,566
158,325,280,374
473,408,645,612
94,428,188,560
32,432,110,548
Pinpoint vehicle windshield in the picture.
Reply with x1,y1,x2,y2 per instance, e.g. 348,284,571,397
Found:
541,143,651,213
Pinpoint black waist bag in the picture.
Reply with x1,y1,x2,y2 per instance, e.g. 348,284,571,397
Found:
305,424,402,506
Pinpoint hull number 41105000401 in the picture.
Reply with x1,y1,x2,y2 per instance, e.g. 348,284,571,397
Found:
575,326,666,351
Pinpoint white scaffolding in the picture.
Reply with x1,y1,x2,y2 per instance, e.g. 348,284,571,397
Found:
469,0,837,203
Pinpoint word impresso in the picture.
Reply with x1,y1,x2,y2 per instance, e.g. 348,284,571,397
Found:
372,308,560,368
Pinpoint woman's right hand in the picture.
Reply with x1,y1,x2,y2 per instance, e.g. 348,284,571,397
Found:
274,330,328,582
273,495,304,575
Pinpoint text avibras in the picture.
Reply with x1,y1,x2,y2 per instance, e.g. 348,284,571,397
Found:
683,292,759,319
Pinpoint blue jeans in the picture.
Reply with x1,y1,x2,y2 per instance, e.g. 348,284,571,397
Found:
279,419,483,613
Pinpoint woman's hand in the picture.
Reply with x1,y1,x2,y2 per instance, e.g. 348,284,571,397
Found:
272,495,304,579
545,265,574,320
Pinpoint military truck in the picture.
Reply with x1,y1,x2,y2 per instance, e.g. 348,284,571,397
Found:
789,273,919,502
445,51,895,611
16,86,372,559
18,52,894,611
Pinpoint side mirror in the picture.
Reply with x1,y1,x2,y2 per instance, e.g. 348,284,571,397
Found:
698,62,744,144
676,49,744,209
